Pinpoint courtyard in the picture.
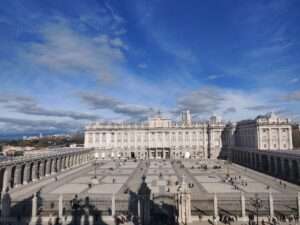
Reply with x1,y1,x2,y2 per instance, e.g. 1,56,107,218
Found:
35,159,299,199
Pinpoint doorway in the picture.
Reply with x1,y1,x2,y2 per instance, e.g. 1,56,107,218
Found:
131,152,135,159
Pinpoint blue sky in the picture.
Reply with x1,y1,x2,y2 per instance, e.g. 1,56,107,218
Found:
0,0,300,135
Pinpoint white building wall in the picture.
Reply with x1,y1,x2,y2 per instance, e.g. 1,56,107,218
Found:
84,117,225,160
234,113,293,151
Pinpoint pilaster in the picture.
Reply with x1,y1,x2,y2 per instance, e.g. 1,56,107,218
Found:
23,163,30,184
14,165,22,188
32,163,38,182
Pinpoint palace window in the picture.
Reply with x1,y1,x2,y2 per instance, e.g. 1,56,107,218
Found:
185,132,189,141
111,132,115,142
124,132,128,142
95,133,100,143
88,133,93,144
102,133,106,143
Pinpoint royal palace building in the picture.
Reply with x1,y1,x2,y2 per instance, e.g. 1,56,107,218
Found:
84,111,225,160
222,112,293,152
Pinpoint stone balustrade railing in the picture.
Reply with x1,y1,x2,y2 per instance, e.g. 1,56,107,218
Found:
0,147,95,196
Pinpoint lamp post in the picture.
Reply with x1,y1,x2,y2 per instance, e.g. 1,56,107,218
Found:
94,152,99,179
250,193,263,225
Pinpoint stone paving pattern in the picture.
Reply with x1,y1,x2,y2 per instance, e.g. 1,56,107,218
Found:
10,159,300,202
29,160,297,200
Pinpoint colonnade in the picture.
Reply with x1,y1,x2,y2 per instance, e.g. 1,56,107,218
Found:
0,148,94,197
231,148,300,184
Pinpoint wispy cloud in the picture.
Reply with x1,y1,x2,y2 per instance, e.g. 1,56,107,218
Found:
223,107,237,114
0,117,81,134
0,93,99,121
281,90,300,101
174,87,224,115
246,105,277,111
78,92,155,119
19,15,127,83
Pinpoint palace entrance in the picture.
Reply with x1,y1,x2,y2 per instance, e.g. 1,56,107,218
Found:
147,148,171,159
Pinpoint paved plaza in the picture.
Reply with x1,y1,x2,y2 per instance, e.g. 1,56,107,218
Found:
3,158,300,225
45,160,140,196
27,159,298,200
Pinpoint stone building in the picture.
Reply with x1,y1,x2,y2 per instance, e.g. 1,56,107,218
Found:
84,111,225,160
292,124,300,148
233,112,293,151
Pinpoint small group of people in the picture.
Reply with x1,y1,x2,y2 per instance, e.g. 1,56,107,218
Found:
274,214,296,223
219,214,237,225
188,183,194,188
224,175,248,190
279,180,287,189
115,213,134,225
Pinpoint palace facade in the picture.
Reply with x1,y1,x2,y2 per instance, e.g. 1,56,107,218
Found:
84,111,225,159
85,111,296,160
221,112,294,161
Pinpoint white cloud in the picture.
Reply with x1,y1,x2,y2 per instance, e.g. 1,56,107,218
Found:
110,37,128,49
78,92,155,119
0,93,99,121
172,86,280,121
282,90,300,101
22,17,126,83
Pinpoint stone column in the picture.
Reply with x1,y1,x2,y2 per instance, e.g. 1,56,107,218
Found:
31,192,38,223
269,192,274,219
39,162,45,178
240,192,247,221
14,165,22,188
70,156,74,167
73,155,77,165
2,167,12,193
56,158,62,172
59,194,63,219
32,162,38,182
111,193,116,217
289,128,293,149
51,159,56,174
61,158,65,171
46,160,51,176
213,193,219,222
23,164,30,184
65,157,69,169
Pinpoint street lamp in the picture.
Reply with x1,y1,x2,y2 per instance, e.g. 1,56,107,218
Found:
94,152,99,179
250,193,263,225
